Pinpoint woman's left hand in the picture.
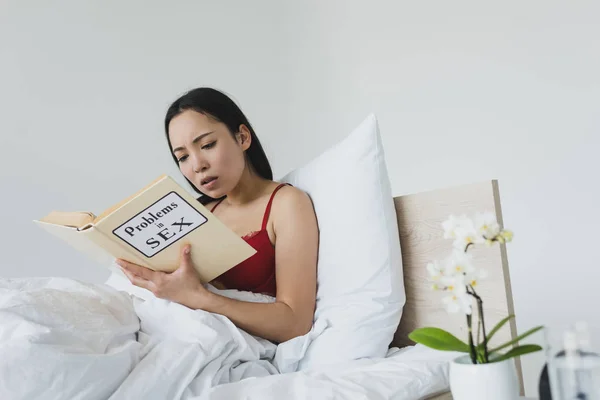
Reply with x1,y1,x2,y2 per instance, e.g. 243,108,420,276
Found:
116,244,208,308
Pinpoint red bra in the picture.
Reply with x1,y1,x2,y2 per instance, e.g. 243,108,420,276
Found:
210,184,288,297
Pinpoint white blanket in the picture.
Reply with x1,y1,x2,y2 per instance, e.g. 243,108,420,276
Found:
0,275,451,400
199,345,454,400
0,274,319,400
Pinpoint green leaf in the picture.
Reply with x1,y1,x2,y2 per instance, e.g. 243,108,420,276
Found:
490,344,543,363
489,325,544,353
409,327,471,352
476,347,486,364
483,315,514,346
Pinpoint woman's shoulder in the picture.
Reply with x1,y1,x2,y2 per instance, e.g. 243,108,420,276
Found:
270,183,318,235
271,183,314,215
274,182,308,200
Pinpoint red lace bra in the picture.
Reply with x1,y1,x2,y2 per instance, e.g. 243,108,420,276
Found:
210,184,288,297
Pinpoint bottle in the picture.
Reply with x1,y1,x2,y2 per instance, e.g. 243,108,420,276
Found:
548,322,600,400
540,363,553,400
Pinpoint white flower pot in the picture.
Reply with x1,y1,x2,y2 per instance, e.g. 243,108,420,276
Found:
449,355,519,400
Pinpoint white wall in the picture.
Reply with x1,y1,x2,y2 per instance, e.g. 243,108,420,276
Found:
0,0,289,283
1,1,599,397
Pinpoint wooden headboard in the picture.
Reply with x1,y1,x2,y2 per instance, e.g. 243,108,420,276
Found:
390,180,523,398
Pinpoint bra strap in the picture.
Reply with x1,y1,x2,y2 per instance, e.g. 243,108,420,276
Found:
261,184,289,230
210,197,226,212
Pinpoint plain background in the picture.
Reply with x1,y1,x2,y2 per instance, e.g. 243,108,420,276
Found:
1,1,598,397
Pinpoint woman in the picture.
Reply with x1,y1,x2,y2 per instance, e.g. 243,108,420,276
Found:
116,88,318,343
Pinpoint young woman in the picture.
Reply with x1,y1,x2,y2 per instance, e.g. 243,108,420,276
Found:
116,88,318,343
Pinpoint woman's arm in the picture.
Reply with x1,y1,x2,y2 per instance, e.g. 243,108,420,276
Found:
189,187,318,343
191,294,308,343
118,187,318,343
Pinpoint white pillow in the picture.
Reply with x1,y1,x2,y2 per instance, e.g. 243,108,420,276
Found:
281,113,405,369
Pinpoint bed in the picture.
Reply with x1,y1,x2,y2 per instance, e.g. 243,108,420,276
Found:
0,179,523,400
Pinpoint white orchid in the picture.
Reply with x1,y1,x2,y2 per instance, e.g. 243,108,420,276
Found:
443,214,485,251
429,213,502,315
444,250,475,277
499,229,514,243
427,251,480,315
440,276,472,314
453,218,484,251
426,260,444,290
464,267,488,289
442,215,464,239
474,211,501,242
445,243,489,290
442,292,473,314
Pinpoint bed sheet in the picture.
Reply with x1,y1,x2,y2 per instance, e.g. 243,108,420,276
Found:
197,344,454,400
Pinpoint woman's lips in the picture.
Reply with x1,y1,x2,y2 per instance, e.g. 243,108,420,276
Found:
202,177,218,189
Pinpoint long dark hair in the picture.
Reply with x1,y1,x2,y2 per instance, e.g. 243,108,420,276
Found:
164,87,273,205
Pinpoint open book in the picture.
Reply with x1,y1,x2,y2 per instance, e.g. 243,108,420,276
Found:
34,174,256,283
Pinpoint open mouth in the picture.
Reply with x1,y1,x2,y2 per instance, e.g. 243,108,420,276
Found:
201,176,218,186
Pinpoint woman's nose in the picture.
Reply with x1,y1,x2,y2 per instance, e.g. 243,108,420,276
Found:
192,155,209,173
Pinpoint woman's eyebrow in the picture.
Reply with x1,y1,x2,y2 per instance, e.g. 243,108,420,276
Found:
172,131,215,153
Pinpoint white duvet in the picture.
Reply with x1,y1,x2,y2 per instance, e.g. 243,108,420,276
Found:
0,276,452,400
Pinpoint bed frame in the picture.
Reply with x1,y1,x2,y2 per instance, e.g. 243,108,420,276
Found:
390,180,524,399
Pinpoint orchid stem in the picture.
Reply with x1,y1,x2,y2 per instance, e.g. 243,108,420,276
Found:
468,287,489,363
477,313,482,347
466,313,477,364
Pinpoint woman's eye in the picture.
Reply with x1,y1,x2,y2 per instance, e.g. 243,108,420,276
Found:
201,141,216,150
177,155,188,163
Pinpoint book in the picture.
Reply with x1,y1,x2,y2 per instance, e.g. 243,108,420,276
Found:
34,174,257,283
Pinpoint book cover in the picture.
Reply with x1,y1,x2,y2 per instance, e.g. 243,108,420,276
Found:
34,174,257,283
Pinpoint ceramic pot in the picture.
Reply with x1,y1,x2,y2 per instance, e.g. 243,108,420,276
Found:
449,355,519,400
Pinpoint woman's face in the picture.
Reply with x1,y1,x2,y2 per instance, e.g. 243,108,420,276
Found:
169,110,250,198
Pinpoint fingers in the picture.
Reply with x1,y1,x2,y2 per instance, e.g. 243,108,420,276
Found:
174,244,202,288
179,244,193,271
116,259,158,281
116,259,161,293
181,244,192,267
120,267,154,292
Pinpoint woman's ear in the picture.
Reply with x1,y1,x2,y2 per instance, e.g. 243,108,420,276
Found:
237,124,252,151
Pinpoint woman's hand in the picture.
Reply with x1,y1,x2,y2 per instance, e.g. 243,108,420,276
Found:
116,244,208,308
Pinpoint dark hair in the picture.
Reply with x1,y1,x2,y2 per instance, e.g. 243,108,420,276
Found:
164,87,273,205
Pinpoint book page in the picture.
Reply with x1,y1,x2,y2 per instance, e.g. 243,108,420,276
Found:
34,220,152,270
39,211,96,229
34,221,116,267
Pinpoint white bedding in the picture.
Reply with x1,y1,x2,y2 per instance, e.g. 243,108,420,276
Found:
198,345,453,400
0,276,452,400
